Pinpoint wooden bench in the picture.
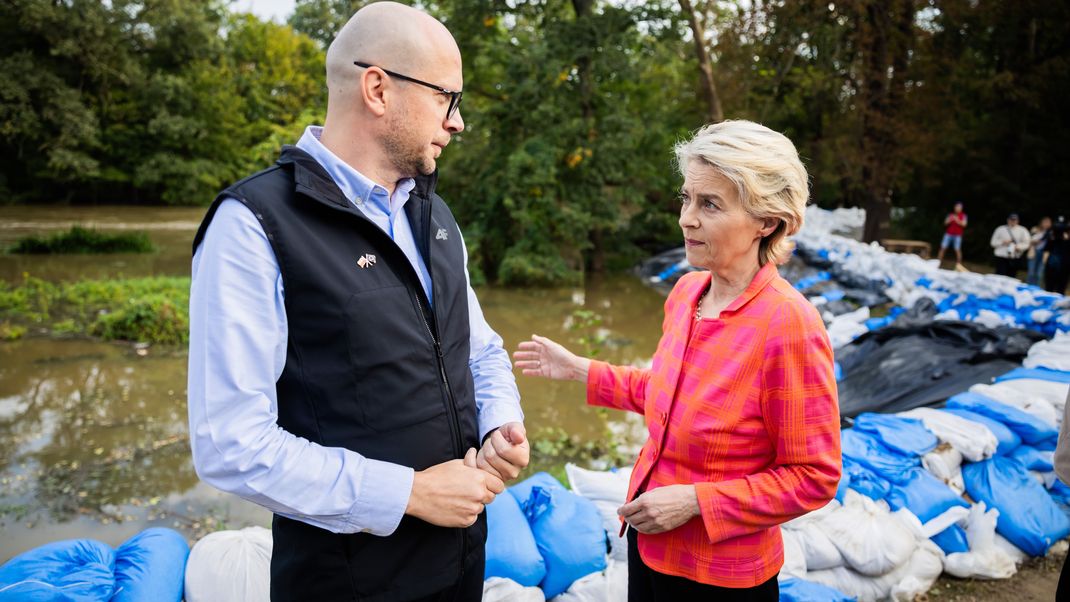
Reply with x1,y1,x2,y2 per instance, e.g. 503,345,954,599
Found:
881,239,931,258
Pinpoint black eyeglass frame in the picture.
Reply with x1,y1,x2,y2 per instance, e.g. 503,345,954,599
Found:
354,61,462,120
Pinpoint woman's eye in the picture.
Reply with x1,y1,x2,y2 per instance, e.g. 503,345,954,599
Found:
703,200,718,210
678,194,689,206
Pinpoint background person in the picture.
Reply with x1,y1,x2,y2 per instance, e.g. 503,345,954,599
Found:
1028,216,1052,287
187,3,527,600
514,120,841,602
990,213,1031,277
1045,216,1070,295
937,202,968,266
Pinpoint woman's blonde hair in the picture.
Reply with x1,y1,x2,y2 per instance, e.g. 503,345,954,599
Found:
674,120,809,266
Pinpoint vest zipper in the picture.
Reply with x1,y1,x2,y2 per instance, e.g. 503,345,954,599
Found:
410,289,469,574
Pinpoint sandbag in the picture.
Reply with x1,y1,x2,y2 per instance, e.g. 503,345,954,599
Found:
941,408,1021,456
840,428,918,483
113,528,189,602
482,577,545,602
780,529,808,581
995,367,1070,385
853,413,938,457
564,464,631,561
0,539,115,601
818,491,915,577
969,382,1058,428
485,485,546,587
898,407,997,462
778,578,855,602
842,457,891,501
945,392,1058,445
793,521,846,571
962,456,1070,556
930,524,969,555
943,502,1018,579
884,466,969,524
184,526,272,602
550,559,627,602
1010,446,1054,472
510,472,607,599
921,443,965,494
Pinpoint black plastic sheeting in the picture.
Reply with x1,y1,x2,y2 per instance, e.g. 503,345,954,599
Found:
836,304,1047,419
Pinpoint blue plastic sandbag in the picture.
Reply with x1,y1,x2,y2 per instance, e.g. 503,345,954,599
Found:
931,524,970,555
842,456,891,502
946,392,1058,445
485,485,546,587
940,408,1021,455
1050,479,1070,506
1010,446,1055,472
994,367,1070,384
112,528,189,602
0,539,116,601
853,413,938,457
840,428,918,484
885,467,969,524
779,577,856,601
510,472,607,598
963,456,1070,556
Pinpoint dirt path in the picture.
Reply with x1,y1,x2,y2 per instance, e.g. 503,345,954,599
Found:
927,550,1063,601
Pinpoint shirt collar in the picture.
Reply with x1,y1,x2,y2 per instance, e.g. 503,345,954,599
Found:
295,126,416,215
693,261,779,316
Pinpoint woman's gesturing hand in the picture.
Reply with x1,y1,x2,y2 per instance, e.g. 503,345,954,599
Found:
618,485,700,534
513,334,590,382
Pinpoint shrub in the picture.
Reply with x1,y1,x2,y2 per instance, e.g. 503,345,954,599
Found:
8,227,155,254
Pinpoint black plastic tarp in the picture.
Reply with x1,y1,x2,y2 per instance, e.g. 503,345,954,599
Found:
836,317,1047,419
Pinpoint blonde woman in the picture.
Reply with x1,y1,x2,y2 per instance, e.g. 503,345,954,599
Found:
515,121,841,601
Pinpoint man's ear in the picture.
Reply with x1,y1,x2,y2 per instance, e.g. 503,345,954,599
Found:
361,69,389,117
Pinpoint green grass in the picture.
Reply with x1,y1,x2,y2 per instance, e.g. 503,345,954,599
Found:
8,226,155,254
0,275,189,344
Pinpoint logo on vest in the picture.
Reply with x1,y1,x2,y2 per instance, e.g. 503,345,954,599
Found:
436,228,449,241
356,254,377,269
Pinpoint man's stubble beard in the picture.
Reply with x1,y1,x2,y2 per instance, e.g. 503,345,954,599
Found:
383,110,436,178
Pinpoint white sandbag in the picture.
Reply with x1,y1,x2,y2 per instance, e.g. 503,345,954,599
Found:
969,383,1058,427
889,539,944,602
898,407,997,462
921,505,970,539
805,565,895,601
565,464,631,561
550,560,627,602
994,534,1028,565
922,444,964,485
826,307,871,349
794,521,846,571
483,577,545,602
184,526,272,602
1023,332,1070,371
943,502,1017,579
783,498,841,530
819,491,916,577
779,529,808,581
1002,379,1070,421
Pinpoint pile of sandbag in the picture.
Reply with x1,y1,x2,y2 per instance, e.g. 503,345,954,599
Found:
0,528,188,601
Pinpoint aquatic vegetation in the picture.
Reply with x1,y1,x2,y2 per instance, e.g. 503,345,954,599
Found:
0,275,189,344
8,227,155,254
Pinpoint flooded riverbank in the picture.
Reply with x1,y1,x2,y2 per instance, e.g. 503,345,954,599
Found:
0,206,664,561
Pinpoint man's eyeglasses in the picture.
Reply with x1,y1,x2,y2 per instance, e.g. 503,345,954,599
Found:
354,61,462,120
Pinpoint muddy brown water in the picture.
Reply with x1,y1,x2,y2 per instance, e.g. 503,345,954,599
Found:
0,206,664,561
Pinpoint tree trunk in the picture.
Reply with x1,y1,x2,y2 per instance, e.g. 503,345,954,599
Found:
678,0,724,123
856,0,915,243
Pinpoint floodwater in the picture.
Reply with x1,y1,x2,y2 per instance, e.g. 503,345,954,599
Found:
0,206,664,561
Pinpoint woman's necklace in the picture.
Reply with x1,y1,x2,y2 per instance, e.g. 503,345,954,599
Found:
694,288,709,320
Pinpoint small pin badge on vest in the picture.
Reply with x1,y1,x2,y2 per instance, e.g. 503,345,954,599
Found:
356,254,377,269
436,228,449,241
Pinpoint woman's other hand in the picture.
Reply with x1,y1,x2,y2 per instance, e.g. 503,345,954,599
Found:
618,485,699,534
513,334,590,382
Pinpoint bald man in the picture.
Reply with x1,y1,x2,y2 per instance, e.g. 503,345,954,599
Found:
187,3,528,599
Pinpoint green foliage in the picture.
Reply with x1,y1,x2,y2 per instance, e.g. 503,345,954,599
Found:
0,275,190,344
9,227,155,254
91,295,188,345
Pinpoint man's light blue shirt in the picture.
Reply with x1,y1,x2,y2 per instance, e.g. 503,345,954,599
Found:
188,126,523,536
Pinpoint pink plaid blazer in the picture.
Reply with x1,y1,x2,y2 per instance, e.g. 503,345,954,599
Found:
587,262,841,587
